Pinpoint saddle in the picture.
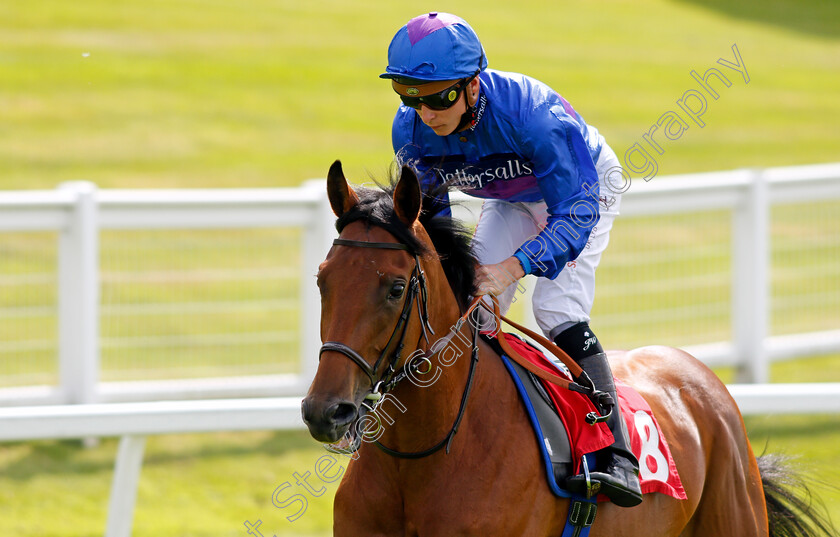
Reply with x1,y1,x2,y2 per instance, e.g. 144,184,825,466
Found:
484,333,592,497
506,350,575,485
484,332,687,502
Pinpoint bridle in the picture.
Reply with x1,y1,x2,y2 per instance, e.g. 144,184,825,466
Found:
319,238,435,393
318,235,613,459
318,236,481,459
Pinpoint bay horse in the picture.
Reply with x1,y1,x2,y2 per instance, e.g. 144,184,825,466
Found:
302,161,835,537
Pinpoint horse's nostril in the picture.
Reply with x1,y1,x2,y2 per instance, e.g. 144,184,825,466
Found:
301,399,314,424
302,397,357,438
329,402,358,426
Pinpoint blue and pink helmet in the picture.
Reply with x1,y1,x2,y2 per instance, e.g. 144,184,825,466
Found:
380,12,488,82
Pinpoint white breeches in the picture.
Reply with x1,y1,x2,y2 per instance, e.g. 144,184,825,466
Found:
471,145,623,339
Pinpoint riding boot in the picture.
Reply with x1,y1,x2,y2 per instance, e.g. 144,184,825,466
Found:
552,323,643,508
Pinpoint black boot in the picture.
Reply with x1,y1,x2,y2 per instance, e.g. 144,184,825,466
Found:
553,324,643,508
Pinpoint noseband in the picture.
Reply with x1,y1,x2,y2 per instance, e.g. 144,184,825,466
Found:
319,238,435,393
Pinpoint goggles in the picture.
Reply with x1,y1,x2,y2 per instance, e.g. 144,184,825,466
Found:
392,77,472,111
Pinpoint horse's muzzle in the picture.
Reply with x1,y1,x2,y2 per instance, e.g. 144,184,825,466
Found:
301,396,359,443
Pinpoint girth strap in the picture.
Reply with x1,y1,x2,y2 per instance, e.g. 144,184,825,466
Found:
561,497,598,537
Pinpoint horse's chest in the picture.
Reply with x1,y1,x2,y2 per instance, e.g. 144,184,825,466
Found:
399,455,553,534
336,448,555,536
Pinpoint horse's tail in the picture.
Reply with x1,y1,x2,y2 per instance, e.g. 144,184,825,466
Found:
758,453,838,537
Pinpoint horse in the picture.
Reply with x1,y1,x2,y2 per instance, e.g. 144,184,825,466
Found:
301,160,836,537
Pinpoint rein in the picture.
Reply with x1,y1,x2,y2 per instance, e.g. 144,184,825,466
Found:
479,295,615,425
319,237,610,460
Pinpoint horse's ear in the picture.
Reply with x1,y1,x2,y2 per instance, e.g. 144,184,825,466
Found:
393,165,422,227
326,160,360,217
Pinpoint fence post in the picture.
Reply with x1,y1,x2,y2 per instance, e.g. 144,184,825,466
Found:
58,182,100,404
299,180,335,389
105,435,147,537
732,170,769,383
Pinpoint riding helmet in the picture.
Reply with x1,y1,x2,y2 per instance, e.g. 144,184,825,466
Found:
380,12,488,82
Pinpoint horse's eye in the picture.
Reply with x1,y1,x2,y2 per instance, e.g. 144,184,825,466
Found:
389,281,406,299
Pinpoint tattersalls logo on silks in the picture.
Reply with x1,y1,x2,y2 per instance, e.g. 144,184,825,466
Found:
434,159,535,190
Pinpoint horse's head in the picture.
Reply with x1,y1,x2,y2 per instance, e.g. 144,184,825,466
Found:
301,161,448,445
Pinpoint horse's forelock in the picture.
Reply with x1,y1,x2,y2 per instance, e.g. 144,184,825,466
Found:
333,179,478,311
334,186,427,256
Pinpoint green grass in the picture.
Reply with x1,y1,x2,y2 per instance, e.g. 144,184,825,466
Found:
2,202,837,387
0,430,336,537
1,0,839,535
0,388,838,537
0,229,304,386
1,0,839,190
2,0,838,383
744,413,840,530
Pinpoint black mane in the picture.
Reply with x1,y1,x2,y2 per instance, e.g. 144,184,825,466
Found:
334,179,478,310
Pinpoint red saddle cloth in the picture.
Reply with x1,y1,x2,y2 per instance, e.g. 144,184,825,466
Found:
501,333,687,501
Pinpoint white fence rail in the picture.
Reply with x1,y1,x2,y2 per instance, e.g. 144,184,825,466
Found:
1,180,335,405
1,162,840,407
452,163,840,383
602,163,840,381
0,398,303,537
1,384,839,537
2,162,840,537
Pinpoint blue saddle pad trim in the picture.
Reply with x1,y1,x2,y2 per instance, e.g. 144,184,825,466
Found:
502,353,600,535
500,354,575,499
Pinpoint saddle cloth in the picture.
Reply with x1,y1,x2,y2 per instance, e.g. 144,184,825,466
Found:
498,333,687,501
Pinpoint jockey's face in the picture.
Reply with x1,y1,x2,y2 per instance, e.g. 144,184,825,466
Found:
415,93,467,136
395,77,480,137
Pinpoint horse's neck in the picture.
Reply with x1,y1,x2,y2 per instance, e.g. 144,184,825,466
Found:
375,271,501,453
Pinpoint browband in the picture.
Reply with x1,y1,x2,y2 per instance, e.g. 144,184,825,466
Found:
333,238,410,251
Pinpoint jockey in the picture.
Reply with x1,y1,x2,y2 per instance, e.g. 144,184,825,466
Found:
381,12,642,507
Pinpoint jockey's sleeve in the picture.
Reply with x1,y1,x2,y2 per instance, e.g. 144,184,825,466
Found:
512,106,601,279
